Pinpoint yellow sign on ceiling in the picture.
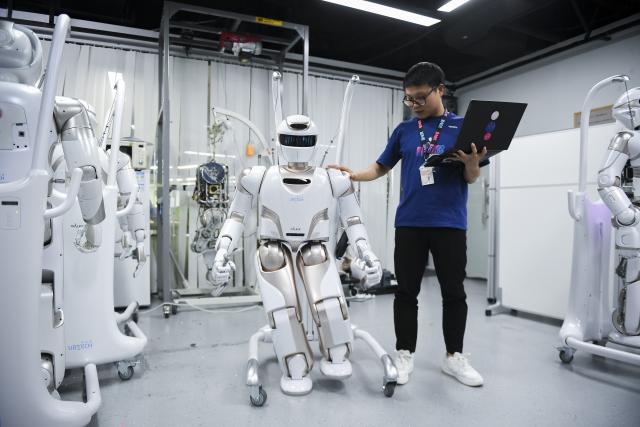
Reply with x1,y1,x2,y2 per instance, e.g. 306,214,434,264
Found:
255,16,283,27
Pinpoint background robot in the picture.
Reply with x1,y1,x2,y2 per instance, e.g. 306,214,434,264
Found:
560,76,640,366
0,16,102,426
191,159,230,287
596,87,640,341
209,113,397,403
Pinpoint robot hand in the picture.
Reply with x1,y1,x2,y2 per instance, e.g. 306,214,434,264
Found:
133,241,147,278
119,230,135,260
206,248,236,296
353,250,382,289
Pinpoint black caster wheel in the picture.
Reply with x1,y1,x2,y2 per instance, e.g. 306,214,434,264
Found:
350,288,358,296
163,305,171,319
82,371,87,402
487,297,497,304
559,349,574,364
485,309,492,316
171,305,179,315
249,386,267,407
132,312,139,323
383,381,396,398
118,365,134,381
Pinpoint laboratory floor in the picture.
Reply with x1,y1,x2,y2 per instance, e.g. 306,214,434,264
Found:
60,276,640,427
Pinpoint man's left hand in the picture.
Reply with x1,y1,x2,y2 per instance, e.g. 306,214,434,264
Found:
452,143,487,167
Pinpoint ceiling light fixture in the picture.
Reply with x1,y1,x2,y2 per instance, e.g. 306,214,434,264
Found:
322,0,440,27
438,0,471,13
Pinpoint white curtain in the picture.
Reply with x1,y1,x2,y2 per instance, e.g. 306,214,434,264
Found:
43,40,404,280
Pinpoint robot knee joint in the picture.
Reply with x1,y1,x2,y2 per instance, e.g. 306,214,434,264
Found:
300,242,328,266
259,241,287,271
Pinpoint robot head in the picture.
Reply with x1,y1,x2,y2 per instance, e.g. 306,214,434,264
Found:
613,87,640,131
276,115,318,164
0,21,42,85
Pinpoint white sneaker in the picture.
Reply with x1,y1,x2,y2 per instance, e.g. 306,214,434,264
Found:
394,350,414,385
442,352,484,387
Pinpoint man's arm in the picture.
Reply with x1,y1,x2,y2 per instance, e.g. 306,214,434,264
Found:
327,162,390,182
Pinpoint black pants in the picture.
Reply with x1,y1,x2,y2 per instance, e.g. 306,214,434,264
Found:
394,227,468,354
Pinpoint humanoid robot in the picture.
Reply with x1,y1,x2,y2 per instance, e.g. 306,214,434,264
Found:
208,113,397,400
0,16,102,426
560,76,640,366
596,87,640,342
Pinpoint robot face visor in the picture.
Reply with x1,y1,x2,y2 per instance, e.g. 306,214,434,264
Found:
279,134,317,147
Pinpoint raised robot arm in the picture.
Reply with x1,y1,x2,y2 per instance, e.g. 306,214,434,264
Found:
328,169,382,288
53,96,106,247
112,150,147,277
205,166,265,295
598,132,639,226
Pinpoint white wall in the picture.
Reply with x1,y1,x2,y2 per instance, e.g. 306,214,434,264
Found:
456,30,640,137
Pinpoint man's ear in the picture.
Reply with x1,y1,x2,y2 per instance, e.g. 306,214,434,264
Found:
438,84,445,95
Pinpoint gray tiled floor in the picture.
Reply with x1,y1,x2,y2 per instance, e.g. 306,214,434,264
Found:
59,277,640,427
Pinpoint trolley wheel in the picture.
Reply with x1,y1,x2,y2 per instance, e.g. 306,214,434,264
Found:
485,309,492,317
163,304,171,319
118,365,134,381
559,348,574,364
249,386,267,407
383,381,396,398
171,304,179,315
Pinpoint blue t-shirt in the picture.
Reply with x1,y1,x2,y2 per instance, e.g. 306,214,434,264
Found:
377,113,470,230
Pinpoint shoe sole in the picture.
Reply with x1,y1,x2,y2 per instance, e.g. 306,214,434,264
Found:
441,366,483,387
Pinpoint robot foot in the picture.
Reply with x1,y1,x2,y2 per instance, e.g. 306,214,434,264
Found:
319,358,352,379
280,376,313,395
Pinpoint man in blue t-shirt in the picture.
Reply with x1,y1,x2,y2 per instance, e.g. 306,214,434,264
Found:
330,62,486,387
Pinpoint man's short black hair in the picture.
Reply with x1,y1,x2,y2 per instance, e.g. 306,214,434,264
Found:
403,62,445,89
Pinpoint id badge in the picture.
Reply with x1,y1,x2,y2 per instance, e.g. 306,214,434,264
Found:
419,165,435,186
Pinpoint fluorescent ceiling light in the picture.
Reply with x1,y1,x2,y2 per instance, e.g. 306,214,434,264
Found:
438,0,470,12
322,0,440,27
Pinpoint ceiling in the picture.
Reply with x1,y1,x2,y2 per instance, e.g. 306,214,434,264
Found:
3,0,640,86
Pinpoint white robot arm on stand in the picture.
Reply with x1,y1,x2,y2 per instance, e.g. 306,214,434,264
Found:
52,97,106,247
112,150,147,276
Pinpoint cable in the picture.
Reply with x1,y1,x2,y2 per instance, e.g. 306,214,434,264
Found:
137,300,262,316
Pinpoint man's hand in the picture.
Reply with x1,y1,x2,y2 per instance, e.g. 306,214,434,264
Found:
327,164,355,180
453,143,487,166
453,143,486,183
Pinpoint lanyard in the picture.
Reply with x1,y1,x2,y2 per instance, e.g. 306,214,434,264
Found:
418,111,448,164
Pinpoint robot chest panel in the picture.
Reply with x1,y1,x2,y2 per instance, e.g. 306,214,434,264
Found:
258,166,333,241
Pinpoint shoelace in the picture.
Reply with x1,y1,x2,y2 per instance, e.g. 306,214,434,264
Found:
452,353,472,369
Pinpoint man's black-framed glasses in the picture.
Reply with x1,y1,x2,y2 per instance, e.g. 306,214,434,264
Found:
402,86,438,107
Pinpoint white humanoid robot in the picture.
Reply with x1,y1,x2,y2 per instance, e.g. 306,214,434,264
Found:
0,16,102,426
560,76,640,366
209,113,398,403
596,88,640,342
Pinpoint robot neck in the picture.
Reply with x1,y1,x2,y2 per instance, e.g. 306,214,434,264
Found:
287,162,309,170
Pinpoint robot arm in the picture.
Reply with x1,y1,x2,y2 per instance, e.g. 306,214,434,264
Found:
113,150,147,276
205,166,265,292
598,132,639,226
52,97,105,247
329,169,382,288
